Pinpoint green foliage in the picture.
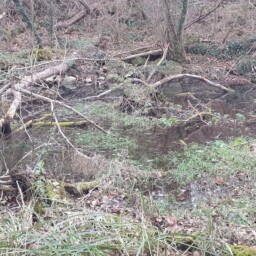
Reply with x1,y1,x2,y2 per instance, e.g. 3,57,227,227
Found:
0,205,230,255
229,246,256,256
61,101,159,129
76,131,137,152
232,56,256,75
0,50,31,69
161,115,177,127
68,39,97,50
169,138,256,185
33,160,48,198
186,39,256,60
131,56,146,66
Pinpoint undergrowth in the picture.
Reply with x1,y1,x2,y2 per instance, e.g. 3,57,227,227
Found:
0,201,230,256
169,137,256,185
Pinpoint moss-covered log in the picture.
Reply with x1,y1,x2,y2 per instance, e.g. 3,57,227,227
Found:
0,168,98,200
16,119,87,131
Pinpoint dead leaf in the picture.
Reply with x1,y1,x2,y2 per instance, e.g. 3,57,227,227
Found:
236,172,248,180
164,216,178,232
214,176,225,185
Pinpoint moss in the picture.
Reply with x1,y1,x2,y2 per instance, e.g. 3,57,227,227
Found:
32,48,64,61
64,181,99,197
46,180,98,199
34,202,45,215
229,245,256,256
156,60,183,75
46,182,66,200
32,48,53,61
33,121,87,128
131,57,146,66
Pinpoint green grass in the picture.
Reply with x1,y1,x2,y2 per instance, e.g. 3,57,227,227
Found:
169,138,256,185
60,101,159,129
76,131,137,152
0,202,231,256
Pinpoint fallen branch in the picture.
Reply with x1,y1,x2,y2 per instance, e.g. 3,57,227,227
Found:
184,0,225,30
0,56,106,134
19,88,107,133
0,168,98,199
113,45,156,58
151,74,232,92
0,83,11,95
51,102,90,159
54,10,88,29
122,49,163,61
16,120,87,131
0,59,72,132
147,44,169,81
82,89,114,101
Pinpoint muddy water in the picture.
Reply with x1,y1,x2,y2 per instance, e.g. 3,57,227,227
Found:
1,83,256,177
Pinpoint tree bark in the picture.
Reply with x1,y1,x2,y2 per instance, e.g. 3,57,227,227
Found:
162,0,188,63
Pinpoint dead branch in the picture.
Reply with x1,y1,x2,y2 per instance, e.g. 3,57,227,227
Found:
82,89,114,101
151,74,232,92
78,0,91,13
147,44,169,81
122,49,163,61
0,83,11,95
19,88,107,133
185,0,225,30
51,102,90,159
131,78,151,87
0,60,72,132
113,45,156,58
54,9,89,29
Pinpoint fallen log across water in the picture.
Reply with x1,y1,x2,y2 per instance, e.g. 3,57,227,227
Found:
132,74,233,92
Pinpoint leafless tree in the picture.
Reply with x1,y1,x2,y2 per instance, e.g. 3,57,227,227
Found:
161,0,188,62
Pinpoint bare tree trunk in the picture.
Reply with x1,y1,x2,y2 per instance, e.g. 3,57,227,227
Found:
162,0,188,63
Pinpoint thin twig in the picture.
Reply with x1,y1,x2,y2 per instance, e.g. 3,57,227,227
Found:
19,88,108,133
50,102,90,159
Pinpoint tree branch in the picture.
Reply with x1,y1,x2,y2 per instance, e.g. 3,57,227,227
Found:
184,0,225,30
19,88,108,133
151,74,232,92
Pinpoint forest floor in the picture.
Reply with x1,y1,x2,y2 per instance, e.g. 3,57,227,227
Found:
0,2,256,255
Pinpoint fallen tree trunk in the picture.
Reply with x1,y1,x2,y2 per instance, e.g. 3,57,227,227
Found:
0,57,107,134
0,60,72,132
